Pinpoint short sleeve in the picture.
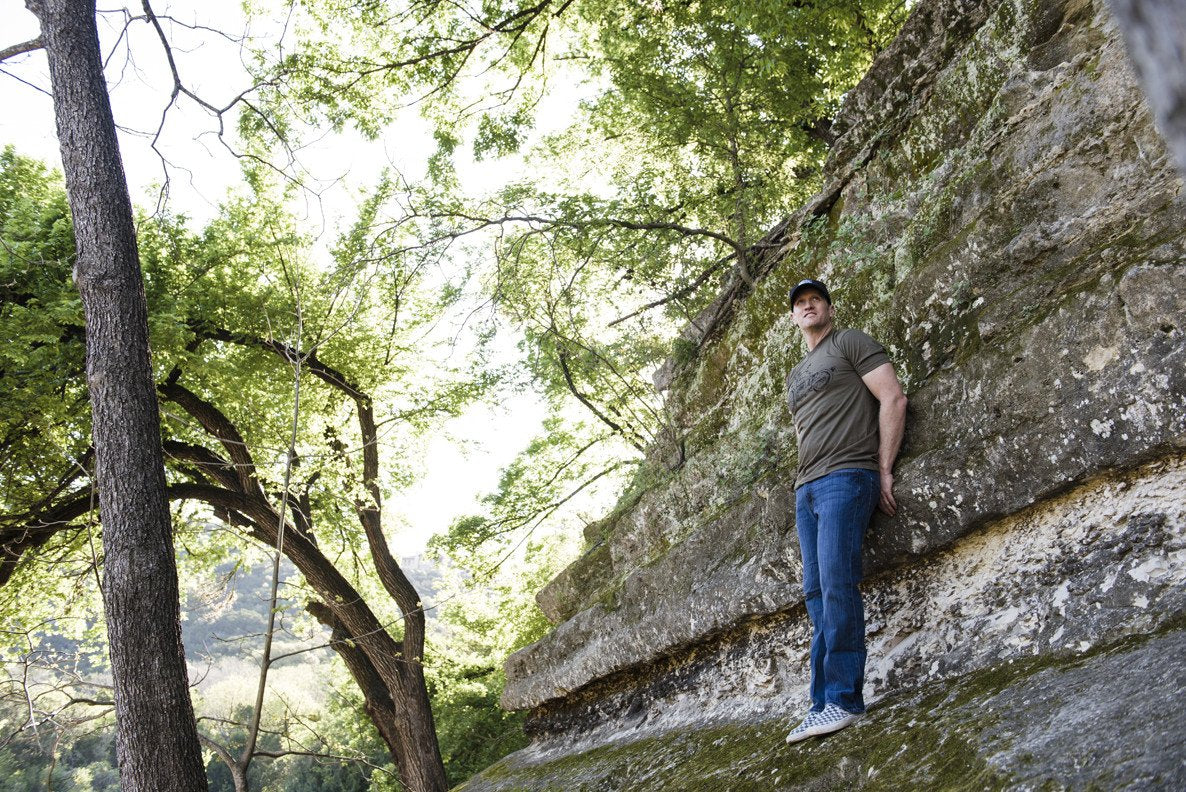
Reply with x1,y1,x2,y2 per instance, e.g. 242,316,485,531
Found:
837,329,891,376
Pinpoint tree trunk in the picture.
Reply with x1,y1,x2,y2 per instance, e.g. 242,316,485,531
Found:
26,1,209,789
354,394,447,792
1110,0,1186,179
307,602,406,760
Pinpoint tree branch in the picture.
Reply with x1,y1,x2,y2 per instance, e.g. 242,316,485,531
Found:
241,271,303,772
306,601,403,758
430,210,744,254
557,351,645,453
0,37,44,64
188,321,430,662
159,381,262,496
606,252,733,328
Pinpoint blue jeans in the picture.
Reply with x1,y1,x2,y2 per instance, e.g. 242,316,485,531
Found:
795,468,879,714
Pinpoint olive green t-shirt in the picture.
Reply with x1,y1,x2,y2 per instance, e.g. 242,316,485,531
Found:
786,328,891,488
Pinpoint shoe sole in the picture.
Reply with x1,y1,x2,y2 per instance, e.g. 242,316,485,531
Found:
785,713,862,744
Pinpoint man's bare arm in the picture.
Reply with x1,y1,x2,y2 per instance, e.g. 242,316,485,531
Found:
862,362,907,516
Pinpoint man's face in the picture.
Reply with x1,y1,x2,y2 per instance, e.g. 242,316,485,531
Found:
791,289,834,330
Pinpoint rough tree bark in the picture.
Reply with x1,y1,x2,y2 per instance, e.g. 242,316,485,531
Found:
1110,0,1186,179
351,389,447,792
23,0,209,789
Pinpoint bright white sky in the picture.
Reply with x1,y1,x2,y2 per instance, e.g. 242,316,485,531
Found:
0,0,605,554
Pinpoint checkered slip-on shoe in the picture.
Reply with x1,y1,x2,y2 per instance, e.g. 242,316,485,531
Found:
785,703,863,744
785,709,824,744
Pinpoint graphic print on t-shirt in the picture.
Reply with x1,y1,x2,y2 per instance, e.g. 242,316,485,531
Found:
787,363,836,412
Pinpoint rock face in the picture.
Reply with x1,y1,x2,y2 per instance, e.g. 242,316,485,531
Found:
464,0,1186,787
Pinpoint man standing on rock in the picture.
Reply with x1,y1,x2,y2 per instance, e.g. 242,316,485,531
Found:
783,278,908,743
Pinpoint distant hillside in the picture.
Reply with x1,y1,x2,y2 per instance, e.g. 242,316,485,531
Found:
182,554,446,688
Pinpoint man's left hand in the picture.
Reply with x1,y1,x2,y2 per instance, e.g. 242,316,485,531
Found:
878,472,897,516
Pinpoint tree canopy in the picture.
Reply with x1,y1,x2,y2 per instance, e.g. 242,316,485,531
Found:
0,147,499,788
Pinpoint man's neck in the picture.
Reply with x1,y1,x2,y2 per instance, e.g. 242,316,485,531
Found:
803,323,834,352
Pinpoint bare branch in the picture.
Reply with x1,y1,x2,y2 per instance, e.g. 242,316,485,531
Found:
241,249,304,772
0,37,44,64
440,210,744,254
198,732,247,792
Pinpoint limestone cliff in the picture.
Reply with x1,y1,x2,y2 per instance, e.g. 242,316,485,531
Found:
462,0,1186,788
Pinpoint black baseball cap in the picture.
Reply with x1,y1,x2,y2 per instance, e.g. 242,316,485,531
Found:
789,278,831,305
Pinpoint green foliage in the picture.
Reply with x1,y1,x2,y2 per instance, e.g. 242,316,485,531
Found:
577,0,890,238
202,703,389,792
3,0,914,783
357,0,911,478
0,148,108,639
425,421,598,784
1,146,496,580
474,106,535,161
0,148,86,509
425,534,574,786
0,148,504,787
0,692,386,792
239,0,558,157
430,415,624,569
671,336,698,368
298,672,404,792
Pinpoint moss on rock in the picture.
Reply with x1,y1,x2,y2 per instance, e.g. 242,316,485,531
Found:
466,625,1186,791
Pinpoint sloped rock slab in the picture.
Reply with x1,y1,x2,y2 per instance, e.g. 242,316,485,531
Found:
460,625,1186,791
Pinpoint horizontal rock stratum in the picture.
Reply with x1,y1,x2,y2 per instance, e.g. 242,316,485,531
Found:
463,0,1186,787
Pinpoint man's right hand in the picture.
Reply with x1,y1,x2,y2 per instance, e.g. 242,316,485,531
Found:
878,472,897,516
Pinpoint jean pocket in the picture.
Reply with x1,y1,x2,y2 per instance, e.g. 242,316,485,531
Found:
835,468,879,500
834,468,878,483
